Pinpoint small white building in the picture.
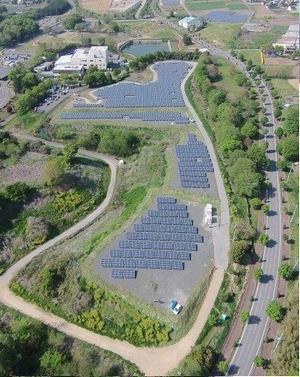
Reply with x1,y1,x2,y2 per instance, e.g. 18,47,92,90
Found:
204,204,213,226
178,16,206,30
273,24,299,52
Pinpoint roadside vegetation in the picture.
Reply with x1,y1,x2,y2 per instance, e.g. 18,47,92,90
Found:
173,54,269,375
0,303,141,376
0,132,109,273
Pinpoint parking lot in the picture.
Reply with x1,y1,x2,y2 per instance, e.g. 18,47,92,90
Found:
36,86,83,113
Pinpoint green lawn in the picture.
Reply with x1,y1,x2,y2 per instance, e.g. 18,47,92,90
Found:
198,23,241,48
237,49,262,65
248,25,288,49
271,78,298,98
227,1,248,10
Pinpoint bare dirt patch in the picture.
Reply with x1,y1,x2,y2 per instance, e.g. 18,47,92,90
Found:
0,152,48,186
288,79,299,91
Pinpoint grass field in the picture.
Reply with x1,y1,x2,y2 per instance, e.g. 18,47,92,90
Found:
271,78,298,98
237,49,261,65
198,23,241,48
264,64,294,78
247,25,288,49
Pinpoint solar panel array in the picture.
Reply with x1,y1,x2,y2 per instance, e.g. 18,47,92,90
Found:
161,0,180,5
60,111,189,124
93,61,191,108
100,196,203,279
176,134,214,189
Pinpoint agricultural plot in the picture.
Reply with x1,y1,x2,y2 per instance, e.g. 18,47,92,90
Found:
206,10,248,23
80,0,140,12
97,196,213,305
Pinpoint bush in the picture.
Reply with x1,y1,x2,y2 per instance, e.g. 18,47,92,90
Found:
240,311,250,323
275,127,284,139
230,240,250,264
253,267,264,282
4,182,31,203
250,197,262,210
258,233,269,246
278,263,294,280
217,361,229,375
52,190,85,213
254,355,267,368
262,204,270,215
266,300,284,322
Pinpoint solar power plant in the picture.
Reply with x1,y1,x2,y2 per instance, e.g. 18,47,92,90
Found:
100,196,204,278
161,0,180,5
60,111,189,124
93,61,191,108
176,134,214,189
206,11,248,23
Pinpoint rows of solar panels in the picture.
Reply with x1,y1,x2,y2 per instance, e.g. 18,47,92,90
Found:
161,0,180,5
60,111,189,124
176,133,214,189
100,196,203,279
93,61,191,108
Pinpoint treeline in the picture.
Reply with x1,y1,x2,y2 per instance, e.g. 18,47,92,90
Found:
0,304,141,376
0,0,70,47
16,79,52,114
191,55,269,264
129,50,201,70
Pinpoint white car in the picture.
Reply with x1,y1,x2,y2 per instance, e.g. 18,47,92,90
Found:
172,303,183,315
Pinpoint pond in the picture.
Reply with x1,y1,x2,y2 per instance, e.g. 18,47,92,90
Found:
121,40,171,57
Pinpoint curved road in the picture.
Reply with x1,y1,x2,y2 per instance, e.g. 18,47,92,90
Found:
0,63,230,376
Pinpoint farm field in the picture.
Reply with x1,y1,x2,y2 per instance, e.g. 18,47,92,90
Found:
80,0,140,12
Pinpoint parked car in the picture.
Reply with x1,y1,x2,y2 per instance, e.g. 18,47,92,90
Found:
168,300,183,315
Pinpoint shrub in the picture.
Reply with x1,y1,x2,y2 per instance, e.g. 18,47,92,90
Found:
253,267,264,282
262,204,270,215
266,300,284,322
254,355,267,368
240,311,250,323
52,190,85,213
258,233,269,246
230,240,250,264
278,263,293,280
250,197,262,210
217,360,229,375
4,182,31,203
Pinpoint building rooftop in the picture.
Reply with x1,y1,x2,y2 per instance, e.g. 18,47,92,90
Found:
180,16,195,23
55,55,73,66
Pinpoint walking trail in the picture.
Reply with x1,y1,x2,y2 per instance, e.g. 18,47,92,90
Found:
0,65,229,376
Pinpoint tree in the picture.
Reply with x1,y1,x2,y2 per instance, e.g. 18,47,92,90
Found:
247,143,269,170
275,127,284,139
277,136,299,162
40,350,65,374
217,361,229,375
230,240,250,264
44,156,68,187
111,22,120,33
83,66,109,88
229,158,262,198
63,142,78,165
250,197,262,210
254,355,267,368
233,220,256,241
278,263,293,280
208,308,219,327
277,159,290,172
258,233,269,246
253,267,264,281
262,204,270,214
4,182,31,203
183,34,192,46
266,300,284,322
240,311,250,323
63,14,83,30
190,345,215,375
283,106,298,135
241,120,259,139
238,53,245,61
246,59,253,70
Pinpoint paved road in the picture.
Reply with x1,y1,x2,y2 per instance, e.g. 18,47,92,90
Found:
228,82,282,375
153,7,283,374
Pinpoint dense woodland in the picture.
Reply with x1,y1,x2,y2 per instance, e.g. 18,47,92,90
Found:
0,0,70,47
